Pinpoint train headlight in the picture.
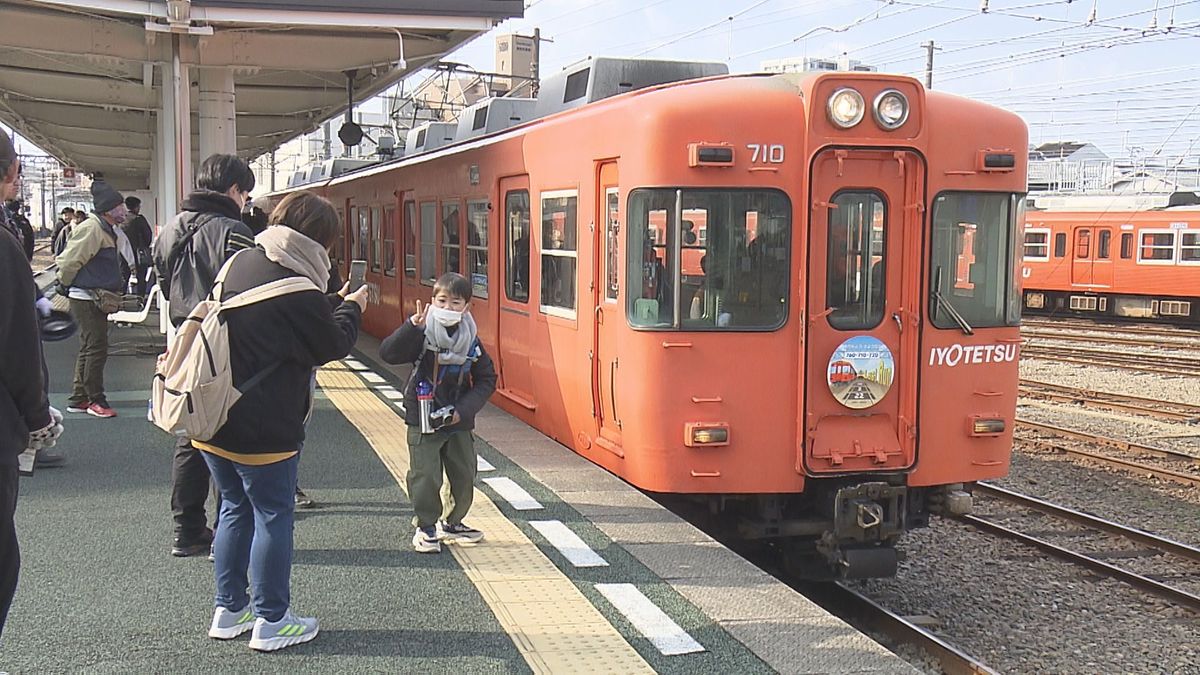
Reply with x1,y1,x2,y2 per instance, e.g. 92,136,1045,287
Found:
873,89,909,130
970,417,1007,436
685,423,730,447
827,88,865,129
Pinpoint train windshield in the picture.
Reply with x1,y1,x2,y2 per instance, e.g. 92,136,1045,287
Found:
928,192,1024,330
626,188,791,330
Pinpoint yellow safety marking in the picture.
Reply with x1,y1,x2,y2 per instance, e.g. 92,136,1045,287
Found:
318,364,654,675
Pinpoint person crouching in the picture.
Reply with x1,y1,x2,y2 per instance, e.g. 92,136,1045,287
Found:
194,191,368,651
380,272,497,553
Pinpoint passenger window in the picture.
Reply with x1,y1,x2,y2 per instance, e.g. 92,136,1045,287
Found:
442,202,461,275
504,190,530,302
357,208,369,263
370,206,383,273
383,206,397,277
467,200,489,297
1053,232,1066,257
1074,229,1090,259
419,201,437,285
403,201,416,278
333,207,346,271
605,188,620,301
828,191,886,330
540,191,578,317
1181,232,1200,263
1139,231,1175,262
1120,232,1133,259
1023,230,1049,260
1097,229,1111,260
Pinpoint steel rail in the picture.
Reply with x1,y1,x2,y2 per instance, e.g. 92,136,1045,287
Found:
1020,346,1200,377
1022,328,1200,350
808,582,999,675
1021,318,1199,341
1016,418,1200,466
1018,379,1200,422
956,513,1200,613
1016,436,1200,488
974,482,1200,563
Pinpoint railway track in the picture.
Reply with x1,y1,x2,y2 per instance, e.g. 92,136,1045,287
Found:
964,482,1200,613
1022,326,1200,350
1018,379,1200,423
1021,318,1200,342
1015,419,1200,488
1020,343,1200,377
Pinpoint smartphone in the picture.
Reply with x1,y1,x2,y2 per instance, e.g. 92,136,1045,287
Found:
349,259,367,292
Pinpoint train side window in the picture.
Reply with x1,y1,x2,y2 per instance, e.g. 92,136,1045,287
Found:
504,190,531,302
1022,228,1050,261
403,200,416,278
370,206,383,273
1053,232,1066,257
1073,229,1090,259
383,206,397,277
605,188,620,302
419,201,437,285
540,190,578,318
357,207,369,263
1137,230,1175,264
827,191,887,331
1120,232,1133,259
442,201,462,275
1181,232,1200,264
334,207,346,271
1097,229,1111,259
466,200,489,297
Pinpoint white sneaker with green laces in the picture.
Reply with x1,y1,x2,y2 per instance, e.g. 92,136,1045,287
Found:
208,605,255,639
248,611,319,652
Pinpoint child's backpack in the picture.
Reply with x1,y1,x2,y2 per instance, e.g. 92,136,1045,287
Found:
151,251,318,441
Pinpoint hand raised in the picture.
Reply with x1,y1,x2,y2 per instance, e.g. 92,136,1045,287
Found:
411,299,428,326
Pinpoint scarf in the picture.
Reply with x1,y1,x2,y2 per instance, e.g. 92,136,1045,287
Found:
425,310,478,366
255,225,330,290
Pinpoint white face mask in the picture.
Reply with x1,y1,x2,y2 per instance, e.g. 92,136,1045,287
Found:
429,306,463,327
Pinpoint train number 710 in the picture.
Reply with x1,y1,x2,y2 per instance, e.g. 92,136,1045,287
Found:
747,143,785,164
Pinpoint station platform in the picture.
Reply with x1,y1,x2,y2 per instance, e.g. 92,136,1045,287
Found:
2,319,914,674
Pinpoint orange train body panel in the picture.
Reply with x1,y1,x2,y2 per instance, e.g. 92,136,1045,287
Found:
264,66,1028,576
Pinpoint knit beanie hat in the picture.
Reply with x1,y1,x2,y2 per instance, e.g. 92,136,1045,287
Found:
91,179,124,214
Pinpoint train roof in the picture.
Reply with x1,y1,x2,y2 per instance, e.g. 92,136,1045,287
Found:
1028,191,1200,212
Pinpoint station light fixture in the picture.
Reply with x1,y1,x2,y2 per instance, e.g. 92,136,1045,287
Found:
827,88,865,129
872,89,909,130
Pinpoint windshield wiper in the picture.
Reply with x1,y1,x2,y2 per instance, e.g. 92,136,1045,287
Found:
933,266,974,336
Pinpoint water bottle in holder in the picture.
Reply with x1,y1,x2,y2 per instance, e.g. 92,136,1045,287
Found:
416,379,435,434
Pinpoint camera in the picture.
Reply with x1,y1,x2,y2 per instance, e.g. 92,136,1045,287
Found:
429,405,456,430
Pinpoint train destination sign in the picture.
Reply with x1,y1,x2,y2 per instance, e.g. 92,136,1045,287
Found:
827,336,895,410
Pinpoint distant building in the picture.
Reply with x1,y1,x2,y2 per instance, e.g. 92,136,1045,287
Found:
494,33,536,97
1027,141,1112,193
759,56,877,74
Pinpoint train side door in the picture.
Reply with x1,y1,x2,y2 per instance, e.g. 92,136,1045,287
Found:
495,176,537,411
1074,226,1113,287
593,163,622,449
1070,226,1095,286
804,149,923,474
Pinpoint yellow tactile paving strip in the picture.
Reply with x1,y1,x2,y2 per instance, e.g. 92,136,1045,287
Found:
317,364,654,675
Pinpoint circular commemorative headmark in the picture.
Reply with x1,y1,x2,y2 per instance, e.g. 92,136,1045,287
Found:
826,335,895,410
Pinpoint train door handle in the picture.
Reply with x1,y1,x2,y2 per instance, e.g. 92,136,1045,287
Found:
595,305,603,324
892,312,903,333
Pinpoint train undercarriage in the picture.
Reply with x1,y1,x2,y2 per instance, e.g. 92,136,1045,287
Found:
664,478,975,579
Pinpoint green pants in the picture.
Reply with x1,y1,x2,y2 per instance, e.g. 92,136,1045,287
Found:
68,297,110,407
406,428,476,529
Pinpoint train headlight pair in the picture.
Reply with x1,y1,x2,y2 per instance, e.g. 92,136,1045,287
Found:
827,88,909,131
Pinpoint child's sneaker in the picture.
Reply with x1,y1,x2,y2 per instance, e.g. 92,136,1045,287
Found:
412,525,441,553
65,401,89,413
208,605,255,639
438,521,484,545
248,610,319,651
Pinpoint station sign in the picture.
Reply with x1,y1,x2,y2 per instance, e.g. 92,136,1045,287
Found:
61,167,78,188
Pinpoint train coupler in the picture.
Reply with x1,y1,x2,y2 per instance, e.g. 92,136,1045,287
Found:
832,482,906,544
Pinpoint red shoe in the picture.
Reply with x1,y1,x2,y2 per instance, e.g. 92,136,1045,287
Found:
87,403,117,418
66,402,90,413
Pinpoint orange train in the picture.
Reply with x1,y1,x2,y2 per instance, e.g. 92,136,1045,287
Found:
266,57,1028,578
1020,201,1200,324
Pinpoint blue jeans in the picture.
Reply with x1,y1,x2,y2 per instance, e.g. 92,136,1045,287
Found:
202,452,298,623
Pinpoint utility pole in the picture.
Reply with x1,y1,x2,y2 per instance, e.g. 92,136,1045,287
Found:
923,40,939,89
531,28,541,98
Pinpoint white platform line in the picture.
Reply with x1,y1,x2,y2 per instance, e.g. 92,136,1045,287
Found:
481,477,543,510
596,583,704,656
530,520,608,568
376,387,404,400
477,455,495,472
343,359,369,371
360,372,386,384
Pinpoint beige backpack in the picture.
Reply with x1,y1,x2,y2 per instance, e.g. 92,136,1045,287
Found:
151,252,318,441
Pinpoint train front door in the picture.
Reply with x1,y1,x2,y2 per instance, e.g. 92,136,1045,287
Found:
1070,226,1113,287
593,163,622,450
803,149,923,474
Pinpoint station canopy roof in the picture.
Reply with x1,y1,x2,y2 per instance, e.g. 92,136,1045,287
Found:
0,0,522,190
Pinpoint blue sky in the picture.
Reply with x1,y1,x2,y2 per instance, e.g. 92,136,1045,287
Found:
436,0,1200,162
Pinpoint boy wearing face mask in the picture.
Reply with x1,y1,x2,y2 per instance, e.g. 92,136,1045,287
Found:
380,272,498,553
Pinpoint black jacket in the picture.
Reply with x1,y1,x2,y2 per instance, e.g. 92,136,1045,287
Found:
206,248,362,456
153,191,255,327
0,224,50,466
379,321,497,432
122,213,153,253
